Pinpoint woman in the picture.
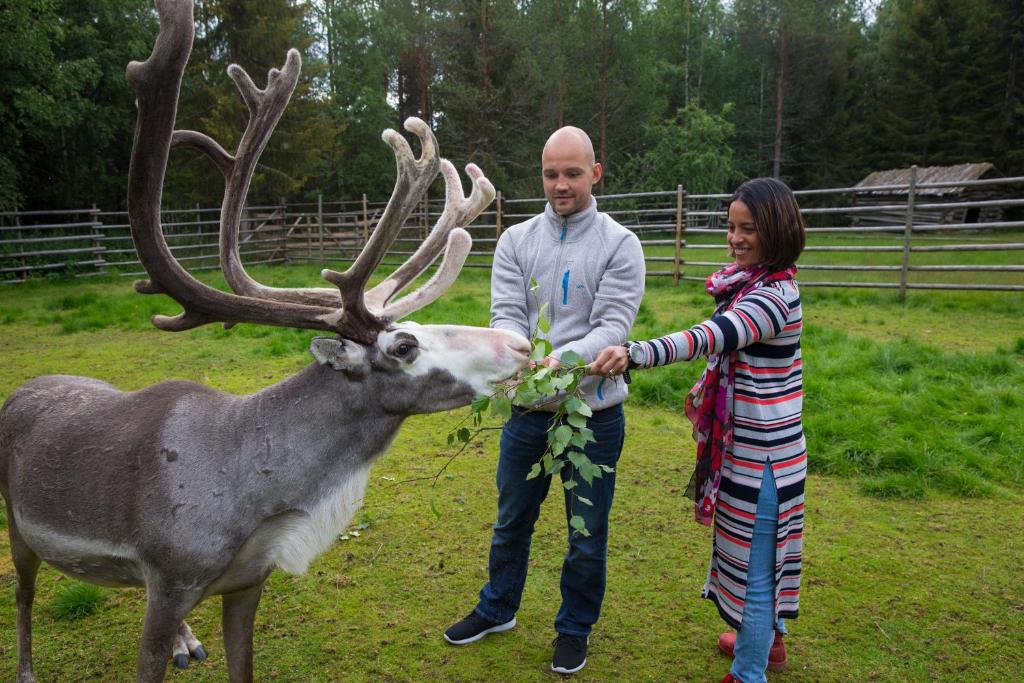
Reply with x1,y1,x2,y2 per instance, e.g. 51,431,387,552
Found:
591,178,806,683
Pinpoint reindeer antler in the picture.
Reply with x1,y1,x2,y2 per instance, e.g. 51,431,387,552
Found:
364,160,495,319
126,0,491,345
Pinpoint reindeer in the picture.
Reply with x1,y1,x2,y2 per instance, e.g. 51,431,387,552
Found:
0,2,529,681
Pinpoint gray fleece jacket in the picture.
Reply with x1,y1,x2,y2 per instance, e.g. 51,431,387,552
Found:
490,199,645,411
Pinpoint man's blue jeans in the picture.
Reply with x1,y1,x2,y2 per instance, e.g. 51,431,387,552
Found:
474,404,625,637
731,466,781,683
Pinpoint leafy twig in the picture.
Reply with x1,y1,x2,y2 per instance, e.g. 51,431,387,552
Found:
441,279,611,536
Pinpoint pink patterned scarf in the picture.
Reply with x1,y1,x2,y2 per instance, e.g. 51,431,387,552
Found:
684,262,797,526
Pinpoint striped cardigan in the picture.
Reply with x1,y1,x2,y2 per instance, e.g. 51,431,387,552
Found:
634,279,805,628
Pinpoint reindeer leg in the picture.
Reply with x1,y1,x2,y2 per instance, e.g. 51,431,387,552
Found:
136,583,202,683
221,582,265,683
171,620,207,669
8,511,41,683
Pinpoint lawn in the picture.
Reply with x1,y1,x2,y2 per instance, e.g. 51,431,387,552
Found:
0,265,1022,681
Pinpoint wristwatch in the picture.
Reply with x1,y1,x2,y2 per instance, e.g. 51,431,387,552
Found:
624,341,644,369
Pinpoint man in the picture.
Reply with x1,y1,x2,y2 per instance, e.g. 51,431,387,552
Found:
443,127,645,675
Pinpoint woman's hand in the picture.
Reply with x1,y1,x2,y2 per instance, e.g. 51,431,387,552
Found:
589,345,629,378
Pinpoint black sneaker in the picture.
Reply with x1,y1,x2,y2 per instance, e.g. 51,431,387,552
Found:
551,633,588,674
443,611,516,645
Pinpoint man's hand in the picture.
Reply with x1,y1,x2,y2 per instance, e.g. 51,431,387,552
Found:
528,355,561,371
539,355,560,370
589,345,628,378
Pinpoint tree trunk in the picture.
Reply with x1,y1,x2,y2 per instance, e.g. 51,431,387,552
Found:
599,0,610,191
480,0,490,100
417,0,430,122
772,21,788,179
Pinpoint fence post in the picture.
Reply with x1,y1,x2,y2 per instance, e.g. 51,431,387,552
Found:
195,203,203,269
422,194,429,240
362,193,369,247
898,165,917,302
673,184,685,286
91,204,106,277
318,192,324,264
495,190,503,243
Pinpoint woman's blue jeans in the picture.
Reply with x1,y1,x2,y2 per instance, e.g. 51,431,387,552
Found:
730,466,782,683
474,404,625,637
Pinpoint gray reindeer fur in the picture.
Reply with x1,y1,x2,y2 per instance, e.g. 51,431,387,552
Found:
1,327,528,682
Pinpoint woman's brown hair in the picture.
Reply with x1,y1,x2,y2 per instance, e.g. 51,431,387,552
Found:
731,178,805,271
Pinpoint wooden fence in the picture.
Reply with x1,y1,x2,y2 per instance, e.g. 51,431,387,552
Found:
2,170,1022,295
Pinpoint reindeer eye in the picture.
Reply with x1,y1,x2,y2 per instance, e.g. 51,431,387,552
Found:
394,342,414,357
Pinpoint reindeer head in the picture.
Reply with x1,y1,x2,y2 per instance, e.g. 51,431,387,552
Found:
125,0,528,396
308,323,529,414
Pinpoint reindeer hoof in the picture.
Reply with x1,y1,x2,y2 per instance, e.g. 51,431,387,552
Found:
192,645,208,661
174,654,190,669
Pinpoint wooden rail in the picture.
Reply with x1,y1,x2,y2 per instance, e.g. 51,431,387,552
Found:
3,176,1022,292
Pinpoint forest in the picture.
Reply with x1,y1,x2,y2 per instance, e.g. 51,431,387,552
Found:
1,0,1021,211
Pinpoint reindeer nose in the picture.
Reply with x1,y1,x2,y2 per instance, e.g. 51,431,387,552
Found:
510,335,530,355
502,332,531,357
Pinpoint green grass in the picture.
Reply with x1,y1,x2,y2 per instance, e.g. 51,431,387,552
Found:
1,265,1023,681
49,581,107,622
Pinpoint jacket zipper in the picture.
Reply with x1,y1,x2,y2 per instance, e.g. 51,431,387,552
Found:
549,216,569,317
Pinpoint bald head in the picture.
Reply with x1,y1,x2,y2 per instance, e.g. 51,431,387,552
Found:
542,127,596,165
541,126,602,216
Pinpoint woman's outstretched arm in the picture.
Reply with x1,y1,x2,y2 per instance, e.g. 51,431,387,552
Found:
589,283,796,376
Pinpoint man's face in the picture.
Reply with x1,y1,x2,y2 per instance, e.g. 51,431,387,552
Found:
542,135,602,216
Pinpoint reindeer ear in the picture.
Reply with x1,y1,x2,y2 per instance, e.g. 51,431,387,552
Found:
310,336,367,374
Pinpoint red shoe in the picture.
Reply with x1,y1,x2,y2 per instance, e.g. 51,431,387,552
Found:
717,631,788,672
719,675,740,683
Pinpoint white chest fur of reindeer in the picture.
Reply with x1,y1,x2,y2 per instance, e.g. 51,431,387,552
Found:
268,462,371,576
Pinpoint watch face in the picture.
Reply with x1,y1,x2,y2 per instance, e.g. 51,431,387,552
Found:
628,343,645,365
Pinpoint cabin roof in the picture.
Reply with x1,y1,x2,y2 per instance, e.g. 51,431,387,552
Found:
855,163,995,196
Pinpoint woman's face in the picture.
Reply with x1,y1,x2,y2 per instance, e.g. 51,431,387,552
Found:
727,200,763,268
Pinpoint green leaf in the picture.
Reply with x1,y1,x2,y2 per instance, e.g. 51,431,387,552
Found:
545,458,565,475
598,464,615,473
530,338,552,362
570,432,588,448
569,515,586,531
579,427,596,443
447,433,455,446
526,462,542,480
551,440,567,456
567,413,588,429
554,425,572,446
560,350,585,367
471,395,490,413
575,402,593,417
567,451,588,469
563,479,578,490
457,428,471,443
538,307,551,334
513,389,540,406
491,394,512,420
551,374,575,391
529,277,539,291
576,495,593,506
